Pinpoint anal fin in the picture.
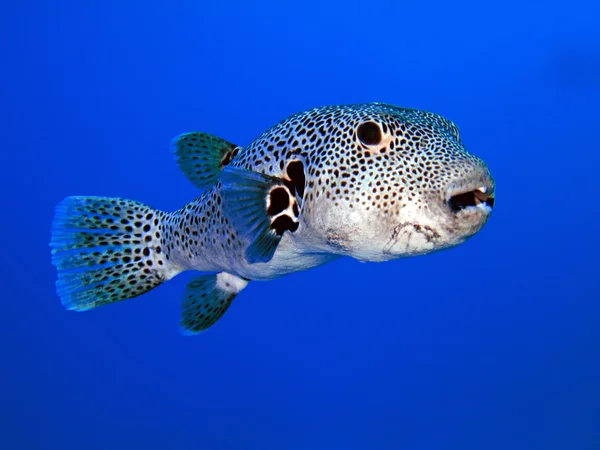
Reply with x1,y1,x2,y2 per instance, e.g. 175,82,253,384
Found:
180,272,249,335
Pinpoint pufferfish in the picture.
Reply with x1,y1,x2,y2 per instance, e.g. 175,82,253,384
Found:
50,103,495,334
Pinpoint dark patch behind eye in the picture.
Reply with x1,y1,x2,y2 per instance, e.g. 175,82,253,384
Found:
357,122,381,146
267,187,290,216
286,160,305,199
270,215,299,235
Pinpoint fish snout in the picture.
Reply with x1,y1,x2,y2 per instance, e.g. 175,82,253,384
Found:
445,171,495,218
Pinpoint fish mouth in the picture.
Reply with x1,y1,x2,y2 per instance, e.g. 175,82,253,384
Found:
447,182,495,214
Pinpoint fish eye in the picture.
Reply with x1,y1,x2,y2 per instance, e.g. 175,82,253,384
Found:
357,122,382,146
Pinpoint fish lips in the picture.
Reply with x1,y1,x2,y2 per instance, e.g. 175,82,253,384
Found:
446,178,496,215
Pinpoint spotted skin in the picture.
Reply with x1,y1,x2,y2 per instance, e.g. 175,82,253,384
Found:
162,103,493,278
50,102,495,333
51,197,175,309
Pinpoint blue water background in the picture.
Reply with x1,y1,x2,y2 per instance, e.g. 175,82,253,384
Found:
2,1,600,449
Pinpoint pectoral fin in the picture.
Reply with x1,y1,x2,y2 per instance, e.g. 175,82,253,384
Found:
220,166,300,264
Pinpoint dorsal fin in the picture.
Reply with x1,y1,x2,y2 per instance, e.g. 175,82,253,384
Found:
171,132,241,190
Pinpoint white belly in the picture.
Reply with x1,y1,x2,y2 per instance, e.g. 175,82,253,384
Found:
228,233,340,281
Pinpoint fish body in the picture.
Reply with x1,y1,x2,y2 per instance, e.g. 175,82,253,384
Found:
51,103,495,334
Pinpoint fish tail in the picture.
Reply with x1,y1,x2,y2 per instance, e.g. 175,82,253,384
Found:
50,196,180,311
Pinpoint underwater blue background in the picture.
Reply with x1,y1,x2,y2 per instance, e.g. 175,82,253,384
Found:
2,1,600,449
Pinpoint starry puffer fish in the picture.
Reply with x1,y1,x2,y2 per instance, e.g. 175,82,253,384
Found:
50,103,495,334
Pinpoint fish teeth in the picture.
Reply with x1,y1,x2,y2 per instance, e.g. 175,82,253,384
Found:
476,186,487,193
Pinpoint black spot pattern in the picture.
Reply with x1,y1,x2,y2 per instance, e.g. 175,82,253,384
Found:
163,103,483,268
232,103,480,217
180,275,237,333
271,215,299,235
267,187,290,216
173,132,238,190
162,187,241,265
285,160,305,199
51,196,171,310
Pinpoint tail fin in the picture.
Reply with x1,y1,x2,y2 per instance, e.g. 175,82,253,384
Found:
50,196,178,311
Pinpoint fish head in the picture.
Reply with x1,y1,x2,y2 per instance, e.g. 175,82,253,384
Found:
298,103,495,261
